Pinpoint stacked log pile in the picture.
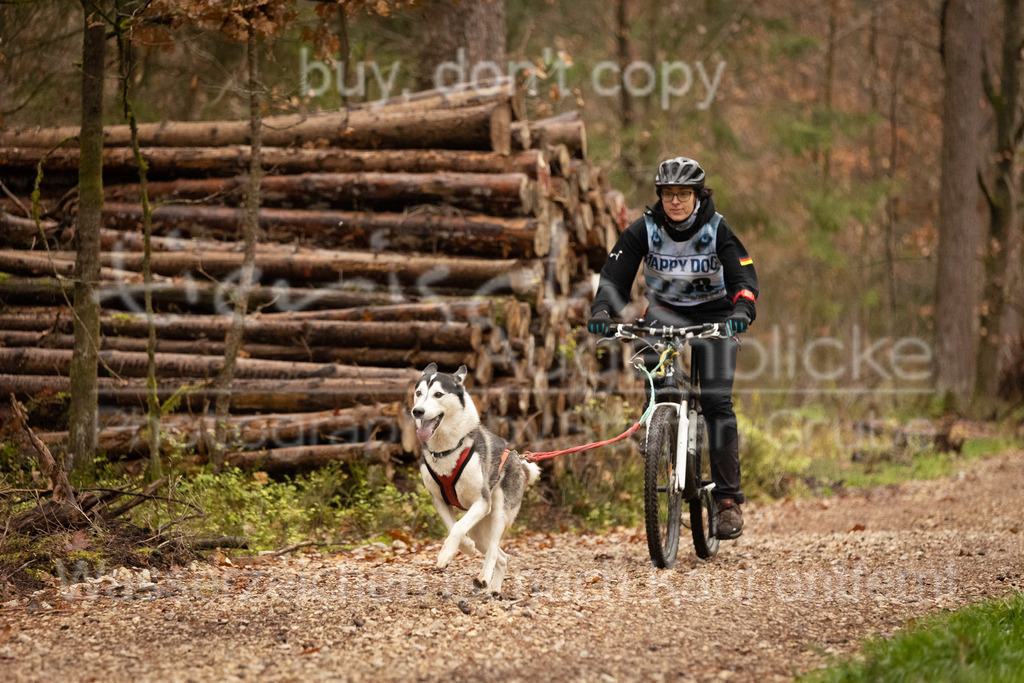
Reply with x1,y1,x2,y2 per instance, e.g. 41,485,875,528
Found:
0,78,633,474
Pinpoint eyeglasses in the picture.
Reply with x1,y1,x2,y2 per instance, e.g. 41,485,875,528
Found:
662,189,694,202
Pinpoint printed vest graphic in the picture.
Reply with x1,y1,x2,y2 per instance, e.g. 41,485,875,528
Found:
643,213,726,306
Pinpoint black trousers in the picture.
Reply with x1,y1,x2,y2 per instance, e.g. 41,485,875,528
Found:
641,307,744,503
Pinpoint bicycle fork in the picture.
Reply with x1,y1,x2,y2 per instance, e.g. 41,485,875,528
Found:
645,400,696,495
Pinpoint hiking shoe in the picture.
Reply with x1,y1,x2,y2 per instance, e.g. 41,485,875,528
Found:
716,498,743,539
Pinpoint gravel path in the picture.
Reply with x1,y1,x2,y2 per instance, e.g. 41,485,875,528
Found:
2,452,1022,682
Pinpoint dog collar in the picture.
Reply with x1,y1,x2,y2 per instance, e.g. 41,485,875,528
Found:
428,437,466,460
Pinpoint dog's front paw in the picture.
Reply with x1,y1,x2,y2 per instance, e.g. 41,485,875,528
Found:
459,538,478,556
437,540,458,569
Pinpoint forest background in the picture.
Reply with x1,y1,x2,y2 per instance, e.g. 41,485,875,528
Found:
0,0,1022,545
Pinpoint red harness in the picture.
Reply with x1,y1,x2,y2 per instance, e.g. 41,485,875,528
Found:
425,446,512,511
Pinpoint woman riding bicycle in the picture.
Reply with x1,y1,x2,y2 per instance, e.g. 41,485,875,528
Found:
587,156,759,540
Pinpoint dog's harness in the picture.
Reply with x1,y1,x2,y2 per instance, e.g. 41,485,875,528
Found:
424,446,513,511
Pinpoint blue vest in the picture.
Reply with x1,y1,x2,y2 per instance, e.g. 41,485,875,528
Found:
643,213,726,307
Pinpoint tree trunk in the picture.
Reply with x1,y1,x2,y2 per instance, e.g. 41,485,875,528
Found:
977,0,1022,397
413,0,506,91
68,3,105,477
934,0,988,402
211,27,261,472
116,6,162,480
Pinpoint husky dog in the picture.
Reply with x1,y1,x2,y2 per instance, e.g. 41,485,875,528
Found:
411,363,540,592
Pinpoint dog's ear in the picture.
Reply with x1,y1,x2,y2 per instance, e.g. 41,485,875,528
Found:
422,363,438,376
453,365,468,385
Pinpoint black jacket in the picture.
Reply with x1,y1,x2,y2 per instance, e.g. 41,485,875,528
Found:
590,195,759,323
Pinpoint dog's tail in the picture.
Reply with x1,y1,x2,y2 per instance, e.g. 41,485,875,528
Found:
522,460,541,486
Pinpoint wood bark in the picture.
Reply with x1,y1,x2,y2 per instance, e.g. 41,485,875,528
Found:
98,205,552,259
0,346,417,381
0,310,484,349
0,147,549,180
0,330,479,368
7,248,544,296
514,114,587,158
413,0,507,91
0,102,513,154
0,275,400,312
977,0,1022,396
226,441,395,473
68,2,105,475
934,0,988,401
36,403,404,459
99,206,551,259
103,171,539,217
3,374,412,413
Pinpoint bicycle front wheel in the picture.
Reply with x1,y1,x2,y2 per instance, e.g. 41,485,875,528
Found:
689,414,720,559
644,405,683,568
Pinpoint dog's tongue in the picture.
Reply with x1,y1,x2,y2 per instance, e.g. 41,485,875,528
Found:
416,416,440,443
416,425,434,443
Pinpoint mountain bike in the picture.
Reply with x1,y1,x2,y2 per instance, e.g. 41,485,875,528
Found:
601,322,732,567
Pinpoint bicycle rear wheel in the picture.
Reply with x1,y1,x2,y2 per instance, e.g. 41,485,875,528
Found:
689,414,720,559
644,406,683,568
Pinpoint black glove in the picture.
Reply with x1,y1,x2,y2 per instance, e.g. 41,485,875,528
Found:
726,311,750,336
587,311,612,336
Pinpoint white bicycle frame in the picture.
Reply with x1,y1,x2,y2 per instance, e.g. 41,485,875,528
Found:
632,323,729,496
643,399,699,494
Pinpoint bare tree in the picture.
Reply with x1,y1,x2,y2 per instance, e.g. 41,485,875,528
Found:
933,0,990,403
209,22,263,472
67,0,106,476
977,0,1024,398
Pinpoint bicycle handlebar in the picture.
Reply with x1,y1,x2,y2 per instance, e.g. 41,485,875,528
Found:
606,321,732,342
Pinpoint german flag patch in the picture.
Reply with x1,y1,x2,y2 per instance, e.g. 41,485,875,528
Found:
739,256,753,266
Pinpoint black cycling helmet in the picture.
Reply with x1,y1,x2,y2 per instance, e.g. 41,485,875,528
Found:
654,156,705,189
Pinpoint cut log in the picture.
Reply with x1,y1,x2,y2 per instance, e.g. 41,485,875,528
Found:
36,403,405,459
604,190,630,231
344,76,525,121
0,311,484,350
0,249,150,282
101,202,551,258
0,331,480,370
0,102,513,153
0,210,60,247
0,347,419,382
513,114,587,158
226,441,396,473
3,374,414,413
258,299,494,323
0,275,402,312
0,147,550,182
104,171,538,216
2,248,544,296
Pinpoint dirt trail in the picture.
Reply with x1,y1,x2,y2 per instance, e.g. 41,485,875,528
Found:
2,452,1022,682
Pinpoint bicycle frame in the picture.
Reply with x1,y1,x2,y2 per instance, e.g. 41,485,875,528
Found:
606,322,731,497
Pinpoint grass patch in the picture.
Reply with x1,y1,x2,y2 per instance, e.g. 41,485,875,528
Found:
802,592,1024,682
135,463,442,552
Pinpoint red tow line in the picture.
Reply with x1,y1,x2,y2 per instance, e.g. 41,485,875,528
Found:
522,420,644,463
